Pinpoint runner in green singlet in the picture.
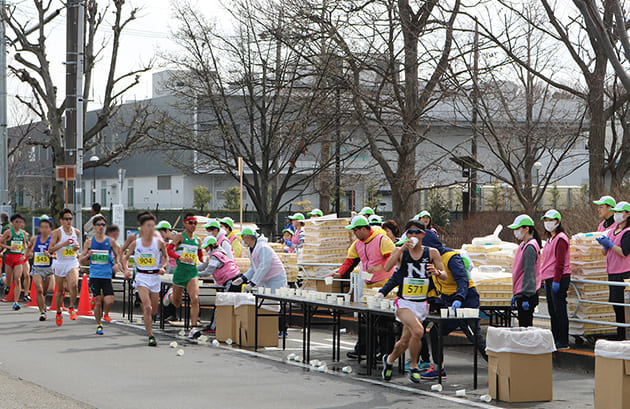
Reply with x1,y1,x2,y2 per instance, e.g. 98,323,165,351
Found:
0,214,28,310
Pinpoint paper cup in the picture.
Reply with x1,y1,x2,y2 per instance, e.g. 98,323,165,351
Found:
176,349,185,356
327,295,335,304
431,384,443,392
480,395,492,403
287,353,296,361
169,341,178,348
294,355,302,362
226,338,233,345
440,309,448,318
455,389,466,397
360,271,374,281
212,340,220,347
336,297,344,305
342,366,352,373
264,288,272,295
409,237,419,248
324,276,333,285
448,307,455,317
344,294,351,304
380,300,390,310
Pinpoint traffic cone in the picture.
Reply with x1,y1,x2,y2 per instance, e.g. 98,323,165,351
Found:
25,281,38,307
1,283,15,302
77,274,93,316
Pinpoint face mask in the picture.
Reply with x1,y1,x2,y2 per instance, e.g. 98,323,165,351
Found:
614,212,627,224
544,221,558,232
513,229,524,241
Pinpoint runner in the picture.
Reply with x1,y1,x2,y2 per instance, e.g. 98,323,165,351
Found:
307,209,324,218
103,224,121,322
593,195,616,232
377,220,447,383
79,215,122,335
123,213,169,346
106,225,120,243
156,220,177,273
121,211,153,255
25,216,54,320
203,219,234,260
219,217,243,258
0,213,28,310
22,230,32,303
49,209,81,326
165,213,203,339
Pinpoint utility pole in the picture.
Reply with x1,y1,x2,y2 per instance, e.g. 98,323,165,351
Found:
470,21,479,215
0,0,8,206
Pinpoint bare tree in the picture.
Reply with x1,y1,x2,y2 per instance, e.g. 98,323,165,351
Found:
3,0,153,213
154,2,359,235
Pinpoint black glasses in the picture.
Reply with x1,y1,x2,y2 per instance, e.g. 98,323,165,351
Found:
407,229,424,235
95,223,106,227
62,217,73,221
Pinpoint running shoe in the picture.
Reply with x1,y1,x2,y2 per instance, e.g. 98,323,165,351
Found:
96,325,104,335
3,286,9,295
381,354,393,381
405,360,432,372
148,335,157,347
420,365,446,380
69,308,77,320
408,367,422,383
56,313,63,326
39,312,47,321
188,328,201,339
12,302,20,311
103,314,112,323
24,295,31,302
346,351,365,360
162,288,173,307
278,331,288,338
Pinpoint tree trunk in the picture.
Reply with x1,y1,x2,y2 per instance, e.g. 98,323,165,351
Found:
319,139,331,213
588,81,606,199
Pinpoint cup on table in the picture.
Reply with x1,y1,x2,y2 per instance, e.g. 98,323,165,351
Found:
264,287,272,295
440,308,448,318
296,288,302,297
326,295,335,304
324,276,333,285
448,307,456,317
344,294,351,304
380,300,390,310
336,296,344,305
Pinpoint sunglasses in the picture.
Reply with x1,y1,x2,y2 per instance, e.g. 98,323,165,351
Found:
407,229,424,235
186,221,197,225
62,217,73,221
95,223,107,227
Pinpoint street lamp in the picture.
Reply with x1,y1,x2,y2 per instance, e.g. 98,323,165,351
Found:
90,155,99,204
534,162,542,211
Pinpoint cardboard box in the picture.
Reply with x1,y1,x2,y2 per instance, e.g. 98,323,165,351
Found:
234,304,278,347
316,279,343,293
488,350,553,403
215,305,237,342
595,356,630,409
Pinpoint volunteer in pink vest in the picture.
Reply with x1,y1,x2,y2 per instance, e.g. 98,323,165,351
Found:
198,236,242,291
286,213,305,250
508,214,542,327
233,227,287,293
541,209,571,349
596,201,630,340
594,195,616,232
203,219,235,260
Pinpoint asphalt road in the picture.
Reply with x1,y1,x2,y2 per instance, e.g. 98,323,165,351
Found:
0,305,492,409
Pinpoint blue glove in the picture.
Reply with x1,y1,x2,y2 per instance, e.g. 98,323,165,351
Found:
596,236,614,250
552,281,560,294
451,300,462,311
510,296,516,310
284,238,292,247
522,301,530,311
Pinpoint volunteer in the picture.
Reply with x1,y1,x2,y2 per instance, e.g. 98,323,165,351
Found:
124,213,169,346
308,209,324,218
596,201,630,340
203,219,234,260
418,210,438,234
0,212,9,233
49,209,81,326
282,229,295,253
198,237,241,291
377,221,447,383
382,219,400,243
508,214,542,327
541,209,571,349
165,213,204,339
219,217,243,258
368,215,388,237
286,213,305,250
0,213,27,310
233,227,287,293
79,215,122,336
332,215,396,359
594,195,616,232
25,216,54,321
83,203,104,241
156,220,177,274
358,207,375,217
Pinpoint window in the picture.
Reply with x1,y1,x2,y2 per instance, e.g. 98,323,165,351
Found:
128,187,134,208
101,188,107,204
157,176,171,190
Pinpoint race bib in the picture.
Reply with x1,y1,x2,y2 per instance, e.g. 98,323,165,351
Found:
136,253,156,268
180,244,198,265
33,252,50,266
90,249,109,265
11,240,23,252
402,277,429,301
62,247,77,257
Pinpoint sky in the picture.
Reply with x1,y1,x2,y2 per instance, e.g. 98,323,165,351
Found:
7,0,229,124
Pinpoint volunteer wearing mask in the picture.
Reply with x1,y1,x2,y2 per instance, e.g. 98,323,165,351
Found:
593,195,616,232
540,210,571,349
596,201,630,340
282,229,295,253
368,215,388,237
156,221,177,274
198,237,241,291
508,215,542,327
219,217,243,258
358,206,375,216
203,219,235,260
307,209,324,218
418,210,438,234
286,213,305,250
233,228,287,293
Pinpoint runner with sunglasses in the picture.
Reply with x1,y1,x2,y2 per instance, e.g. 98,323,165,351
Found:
49,209,81,326
166,213,203,339
0,213,27,310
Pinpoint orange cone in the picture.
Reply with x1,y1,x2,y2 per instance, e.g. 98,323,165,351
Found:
1,283,15,302
77,274,93,316
25,281,38,307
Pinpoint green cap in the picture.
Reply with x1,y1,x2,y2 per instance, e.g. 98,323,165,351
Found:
368,214,382,225
288,213,305,221
202,219,221,229
507,214,535,229
201,236,217,249
238,227,257,237
156,220,172,230
345,215,370,230
418,210,431,218
307,209,324,217
593,195,616,208
219,217,234,229
541,209,561,221
612,201,630,212
282,228,294,235
358,207,374,216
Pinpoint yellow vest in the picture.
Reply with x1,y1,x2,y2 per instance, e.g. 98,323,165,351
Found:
429,251,475,297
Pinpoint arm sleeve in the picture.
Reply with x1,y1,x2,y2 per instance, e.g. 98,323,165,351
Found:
379,268,402,296
621,231,630,257
250,246,273,285
553,239,569,282
197,248,204,262
520,245,539,296
448,255,469,301
167,243,179,260
337,257,360,278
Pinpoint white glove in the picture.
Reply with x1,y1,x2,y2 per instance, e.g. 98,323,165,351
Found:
243,283,254,293
375,292,384,300
233,277,243,286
